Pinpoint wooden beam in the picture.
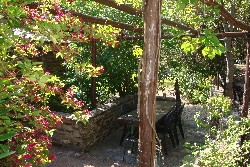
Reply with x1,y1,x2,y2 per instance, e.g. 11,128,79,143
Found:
27,3,143,33
92,0,141,16
68,10,143,33
117,32,250,40
161,19,199,34
92,0,198,34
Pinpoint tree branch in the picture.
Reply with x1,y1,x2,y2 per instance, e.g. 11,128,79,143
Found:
202,0,250,31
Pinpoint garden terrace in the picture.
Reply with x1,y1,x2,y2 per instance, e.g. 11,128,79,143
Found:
1,1,250,167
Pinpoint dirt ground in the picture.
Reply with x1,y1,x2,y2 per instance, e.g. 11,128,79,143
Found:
45,103,207,167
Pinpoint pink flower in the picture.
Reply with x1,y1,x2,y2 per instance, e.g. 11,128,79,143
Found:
36,158,42,164
84,108,89,114
23,6,29,11
67,88,74,98
99,66,104,73
48,153,56,161
25,163,32,167
115,41,119,46
19,45,25,50
22,154,32,161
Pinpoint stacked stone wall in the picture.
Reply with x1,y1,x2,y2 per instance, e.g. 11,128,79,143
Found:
51,95,137,152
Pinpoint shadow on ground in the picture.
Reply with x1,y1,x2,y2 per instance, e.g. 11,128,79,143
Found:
46,104,206,167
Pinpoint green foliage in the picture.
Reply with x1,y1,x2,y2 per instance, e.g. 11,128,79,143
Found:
181,32,226,59
184,94,250,167
114,0,142,9
98,40,141,97
194,94,231,131
205,94,231,124
50,40,140,112
164,62,212,103
50,42,96,110
0,100,16,159
73,109,90,124
185,116,250,167
159,37,224,104
179,69,212,103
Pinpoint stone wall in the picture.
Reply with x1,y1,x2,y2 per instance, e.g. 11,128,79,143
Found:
51,95,137,152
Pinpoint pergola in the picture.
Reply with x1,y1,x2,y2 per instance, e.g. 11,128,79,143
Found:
28,1,250,166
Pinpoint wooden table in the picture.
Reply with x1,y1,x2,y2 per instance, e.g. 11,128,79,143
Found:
118,100,176,126
118,100,176,146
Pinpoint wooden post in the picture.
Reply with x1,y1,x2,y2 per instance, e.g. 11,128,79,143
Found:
175,79,181,109
242,35,250,118
91,39,97,109
241,35,250,144
138,1,161,167
241,33,250,167
217,71,219,90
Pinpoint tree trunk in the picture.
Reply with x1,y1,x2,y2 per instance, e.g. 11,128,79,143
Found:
223,4,235,99
223,28,234,98
138,1,161,167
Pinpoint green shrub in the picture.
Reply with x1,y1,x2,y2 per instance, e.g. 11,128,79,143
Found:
184,94,250,167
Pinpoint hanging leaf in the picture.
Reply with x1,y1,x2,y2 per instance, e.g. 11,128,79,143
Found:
0,92,9,100
189,0,197,4
0,144,8,152
0,132,16,141
50,35,57,44
0,150,16,159
32,110,42,116
0,108,9,115
29,75,37,82
177,3,186,10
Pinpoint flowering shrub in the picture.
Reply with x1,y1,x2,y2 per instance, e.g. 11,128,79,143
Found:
0,0,119,166
0,59,93,166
